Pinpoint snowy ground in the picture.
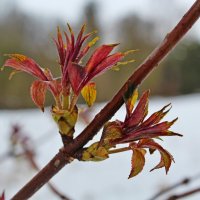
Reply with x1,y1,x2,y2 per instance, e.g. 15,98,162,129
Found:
0,94,200,200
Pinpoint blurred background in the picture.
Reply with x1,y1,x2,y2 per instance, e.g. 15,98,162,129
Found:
0,0,200,109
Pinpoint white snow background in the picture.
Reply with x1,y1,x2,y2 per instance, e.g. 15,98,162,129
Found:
0,94,200,200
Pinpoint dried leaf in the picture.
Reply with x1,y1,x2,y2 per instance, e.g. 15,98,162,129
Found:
129,148,146,178
30,80,47,111
81,82,97,107
68,63,85,94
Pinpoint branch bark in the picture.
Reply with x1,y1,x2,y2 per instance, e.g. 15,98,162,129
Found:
11,0,200,199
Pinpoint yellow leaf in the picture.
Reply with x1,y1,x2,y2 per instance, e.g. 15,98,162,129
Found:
127,89,138,114
81,82,96,107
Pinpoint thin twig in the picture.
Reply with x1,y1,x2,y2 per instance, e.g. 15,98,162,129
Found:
148,173,200,200
11,1,200,199
167,187,200,200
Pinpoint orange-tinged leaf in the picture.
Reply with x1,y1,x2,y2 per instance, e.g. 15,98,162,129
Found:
30,80,47,111
139,139,174,174
140,118,178,134
4,54,47,80
126,90,150,128
129,148,146,178
81,82,96,107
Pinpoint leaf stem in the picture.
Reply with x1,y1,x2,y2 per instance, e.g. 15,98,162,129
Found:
109,146,131,154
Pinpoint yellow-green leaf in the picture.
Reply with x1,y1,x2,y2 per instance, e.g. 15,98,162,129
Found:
129,148,146,179
82,142,109,162
81,82,96,107
51,105,78,137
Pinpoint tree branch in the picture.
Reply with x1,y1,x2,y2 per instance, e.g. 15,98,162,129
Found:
11,0,200,199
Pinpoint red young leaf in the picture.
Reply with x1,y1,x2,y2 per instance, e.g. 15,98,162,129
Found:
68,63,85,94
71,24,86,60
129,148,146,178
89,52,124,78
125,90,150,128
47,79,62,98
141,104,171,128
140,118,178,134
30,80,47,111
67,23,75,50
115,119,181,143
85,44,119,73
54,27,66,70
4,54,47,81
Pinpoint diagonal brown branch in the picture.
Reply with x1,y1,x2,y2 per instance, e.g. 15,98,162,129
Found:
11,0,200,199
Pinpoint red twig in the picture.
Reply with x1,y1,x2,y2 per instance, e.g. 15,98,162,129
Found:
11,1,200,199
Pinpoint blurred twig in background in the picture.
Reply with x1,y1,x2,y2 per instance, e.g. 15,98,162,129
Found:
0,125,71,200
149,173,200,200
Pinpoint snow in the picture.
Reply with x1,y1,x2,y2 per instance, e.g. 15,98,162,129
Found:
0,94,200,200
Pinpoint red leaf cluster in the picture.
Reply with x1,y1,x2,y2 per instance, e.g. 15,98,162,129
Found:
100,90,182,178
3,24,125,110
